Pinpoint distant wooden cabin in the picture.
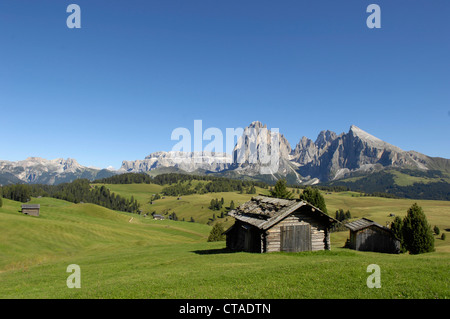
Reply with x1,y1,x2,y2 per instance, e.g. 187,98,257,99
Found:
21,204,40,217
344,218,400,254
153,214,165,220
225,196,338,253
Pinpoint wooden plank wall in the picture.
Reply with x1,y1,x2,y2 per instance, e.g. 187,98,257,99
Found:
265,212,328,252
355,226,400,253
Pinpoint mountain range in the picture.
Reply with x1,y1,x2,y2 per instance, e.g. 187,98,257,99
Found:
1,122,449,189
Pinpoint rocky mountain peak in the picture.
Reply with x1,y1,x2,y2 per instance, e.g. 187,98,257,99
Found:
247,121,267,129
315,130,338,149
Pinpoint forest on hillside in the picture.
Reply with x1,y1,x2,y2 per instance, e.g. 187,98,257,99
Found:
0,179,141,213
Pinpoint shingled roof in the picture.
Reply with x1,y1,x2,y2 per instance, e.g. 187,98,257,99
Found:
344,218,386,232
228,195,337,230
21,204,40,209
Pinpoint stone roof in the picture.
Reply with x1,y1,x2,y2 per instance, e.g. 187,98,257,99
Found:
228,195,337,230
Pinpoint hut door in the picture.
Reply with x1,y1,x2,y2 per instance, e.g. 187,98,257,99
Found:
281,224,311,252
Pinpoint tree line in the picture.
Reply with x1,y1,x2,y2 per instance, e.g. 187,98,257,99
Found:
0,179,141,214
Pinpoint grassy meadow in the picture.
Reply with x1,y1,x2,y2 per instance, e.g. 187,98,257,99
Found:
0,186,449,299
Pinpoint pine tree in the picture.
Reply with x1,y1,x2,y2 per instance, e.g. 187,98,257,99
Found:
390,216,406,253
402,203,434,254
209,199,215,210
299,187,327,214
248,185,256,194
345,210,351,220
229,200,235,210
269,179,293,199
207,223,226,242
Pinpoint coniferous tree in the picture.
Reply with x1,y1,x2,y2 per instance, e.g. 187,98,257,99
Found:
390,216,406,253
402,203,434,254
229,200,235,210
299,187,327,214
207,223,226,242
345,210,351,220
270,179,293,199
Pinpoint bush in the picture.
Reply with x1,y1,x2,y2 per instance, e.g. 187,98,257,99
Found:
433,225,440,235
441,233,446,241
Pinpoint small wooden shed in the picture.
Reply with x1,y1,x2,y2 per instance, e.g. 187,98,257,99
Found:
153,214,165,220
344,218,400,254
225,196,338,253
21,204,40,217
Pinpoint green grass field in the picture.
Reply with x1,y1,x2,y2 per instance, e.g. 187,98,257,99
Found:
1,187,449,299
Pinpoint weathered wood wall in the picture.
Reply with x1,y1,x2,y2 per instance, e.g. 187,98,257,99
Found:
265,212,329,252
226,222,263,253
22,208,39,216
351,226,400,254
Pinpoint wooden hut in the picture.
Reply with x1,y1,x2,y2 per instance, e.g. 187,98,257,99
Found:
344,218,400,254
153,214,165,220
225,196,338,253
21,204,40,217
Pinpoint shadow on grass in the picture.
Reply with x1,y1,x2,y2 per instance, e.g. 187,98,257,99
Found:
191,248,236,255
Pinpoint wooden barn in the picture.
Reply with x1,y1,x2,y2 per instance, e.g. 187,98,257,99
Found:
344,218,400,254
225,196,338,253
21,204,40,217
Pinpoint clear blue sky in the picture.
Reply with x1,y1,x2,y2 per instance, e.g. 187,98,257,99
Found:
1,0,449,169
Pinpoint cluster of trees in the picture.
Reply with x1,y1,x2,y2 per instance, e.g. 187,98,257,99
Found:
96,172,268,195
161,178,264,197
294,185,350,193
390,203,435,254
268,180,328,214
209,198,224,211
94,173,153,184
161,183,195,196
0,180,141,214
335,209,351,222
208,198,235,211
0,184,32,203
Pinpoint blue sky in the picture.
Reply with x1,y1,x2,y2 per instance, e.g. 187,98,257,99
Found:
0,0,449,169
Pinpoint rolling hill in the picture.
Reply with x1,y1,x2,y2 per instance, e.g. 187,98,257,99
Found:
0,187,449,299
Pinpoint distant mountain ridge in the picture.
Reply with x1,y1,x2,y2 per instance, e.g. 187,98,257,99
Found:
120,122,447,185
0,157,115,185
1,122,449,187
